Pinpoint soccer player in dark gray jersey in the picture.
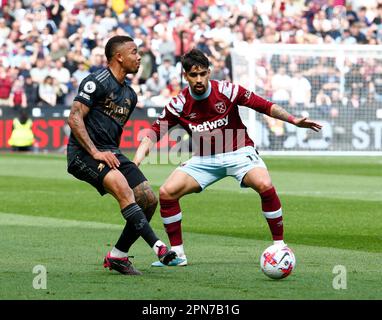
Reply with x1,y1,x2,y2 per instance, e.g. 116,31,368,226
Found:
67,68,137,156
66,35,177,275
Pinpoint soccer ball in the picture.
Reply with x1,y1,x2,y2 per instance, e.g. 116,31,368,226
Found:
260,245,296,280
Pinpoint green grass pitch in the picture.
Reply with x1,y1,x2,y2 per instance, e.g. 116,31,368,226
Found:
0,153,381,300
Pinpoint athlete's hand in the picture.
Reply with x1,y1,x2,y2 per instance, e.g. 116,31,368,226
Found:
92,151,120,169
293,117,322,132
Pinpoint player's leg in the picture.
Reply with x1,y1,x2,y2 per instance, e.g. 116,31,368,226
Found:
226,147,285,247
102,169,176,269
133,181,158,223
110,181,158,257
110,156,158,255
67,153,173,274
242,167,285,246
159,169,201,263
154,156,224,267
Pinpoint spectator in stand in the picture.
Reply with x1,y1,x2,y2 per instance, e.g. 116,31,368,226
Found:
210,57,229,81
167,76,182,96
137,40,157,84
271,66,291,108
10,77,27,110
330,90,344,110
321,66,341,96
357,6,372,27
30,58,50,84
346,92,361,119
72,62,90,84
38,75,57,107
349,22,368,43
64,77,78,106
99,7,118,33
149,87,172,107
63,51,79,75
24,74,39,108
157,55,178,86
345,63,366,98
66,13,81,37
0,65,12,106
155,31,176,65
44,0,65,30
196,34,212,56
130,75,144,97
290,69,312,110
316,89,332,116
117,13,134,36
50,58,70,101
89,54,105,73
0,18,11,46
370,63,382,102
263,115,286,150
372,4,382,26
145,72,166,97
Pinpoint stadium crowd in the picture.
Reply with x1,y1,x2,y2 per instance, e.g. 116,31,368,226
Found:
0,0,382,113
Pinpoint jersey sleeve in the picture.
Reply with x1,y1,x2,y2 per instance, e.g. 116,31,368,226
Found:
73,74,104,108
234,85,273,116
150,102,180,142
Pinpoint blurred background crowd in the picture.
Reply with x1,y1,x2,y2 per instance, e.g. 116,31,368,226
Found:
1,0,382,113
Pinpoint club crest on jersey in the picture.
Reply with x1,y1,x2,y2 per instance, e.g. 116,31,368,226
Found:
215,101,226,114
84,81,96,93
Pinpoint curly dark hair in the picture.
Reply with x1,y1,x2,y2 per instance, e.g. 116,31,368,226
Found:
181,48,210,72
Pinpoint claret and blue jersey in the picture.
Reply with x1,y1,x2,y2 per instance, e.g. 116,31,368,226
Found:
151,80,274,155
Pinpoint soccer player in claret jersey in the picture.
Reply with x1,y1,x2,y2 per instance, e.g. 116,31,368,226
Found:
66,35,177,275
133,48,322,267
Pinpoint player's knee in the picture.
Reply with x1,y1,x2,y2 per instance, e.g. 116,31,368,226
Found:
256,182,274,194
159,185,177,200
114,183,135,205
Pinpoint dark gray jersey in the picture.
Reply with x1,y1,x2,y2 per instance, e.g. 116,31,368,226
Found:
67,68,137,159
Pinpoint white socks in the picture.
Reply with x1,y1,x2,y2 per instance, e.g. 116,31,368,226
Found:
273,240,286,247
171,244,185,257
110,247,128,258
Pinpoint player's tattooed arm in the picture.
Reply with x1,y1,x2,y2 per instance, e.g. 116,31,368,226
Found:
270,104,322,132
133,181,158,221
68,101,120,169
68,101,97,155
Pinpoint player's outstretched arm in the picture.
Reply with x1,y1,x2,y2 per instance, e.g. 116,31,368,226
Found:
68,101,120,169
133,136,155,167
270,103,322,132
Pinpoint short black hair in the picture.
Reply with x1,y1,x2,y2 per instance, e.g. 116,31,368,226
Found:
181,48,210,72
105,35,134,62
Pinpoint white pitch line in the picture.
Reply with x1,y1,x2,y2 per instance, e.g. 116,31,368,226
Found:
0,212,122,230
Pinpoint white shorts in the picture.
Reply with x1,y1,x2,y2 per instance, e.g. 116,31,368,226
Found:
177,146,267,190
